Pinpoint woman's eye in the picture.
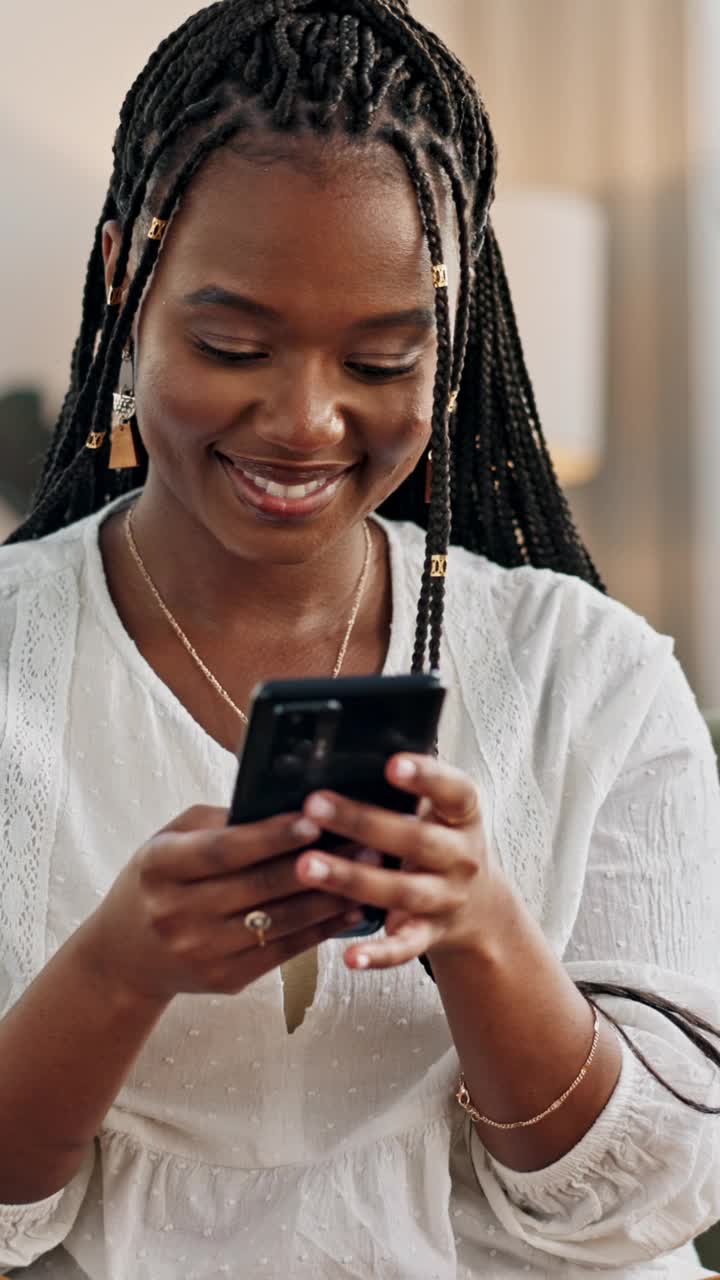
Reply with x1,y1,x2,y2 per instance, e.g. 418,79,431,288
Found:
347,362,418,381
194,339,269,365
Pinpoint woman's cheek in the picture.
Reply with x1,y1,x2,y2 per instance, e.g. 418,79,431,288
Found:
374,380,432,462
136,353,239,457
369,410,429,505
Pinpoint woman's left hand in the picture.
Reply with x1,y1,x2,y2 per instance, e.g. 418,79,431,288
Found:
298,754,501,969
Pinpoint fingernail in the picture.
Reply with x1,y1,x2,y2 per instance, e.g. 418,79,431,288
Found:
395,759,417,780
293,818,321,842
305,855,330,881
306,795,336,821
354,953,371,969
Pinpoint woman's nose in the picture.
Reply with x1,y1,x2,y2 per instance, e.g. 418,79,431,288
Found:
256,361,346,454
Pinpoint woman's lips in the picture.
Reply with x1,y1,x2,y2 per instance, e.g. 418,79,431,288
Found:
218,454,353,520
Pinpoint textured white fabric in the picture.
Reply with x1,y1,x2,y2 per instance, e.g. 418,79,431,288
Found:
0,496,719,1279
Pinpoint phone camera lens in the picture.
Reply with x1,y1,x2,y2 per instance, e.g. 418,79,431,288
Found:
273,752,301,776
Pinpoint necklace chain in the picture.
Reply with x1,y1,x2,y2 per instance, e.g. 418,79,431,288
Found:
124,507,373,726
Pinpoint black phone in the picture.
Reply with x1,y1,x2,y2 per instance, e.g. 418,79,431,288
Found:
228,673,447,937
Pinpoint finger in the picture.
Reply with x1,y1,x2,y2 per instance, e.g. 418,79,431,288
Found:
142,812,322,885
344,917,439,971
296,850,465,917
169,848,338,919
385,755,483,830
206,889,353,957
208,910,363,995
163,805,229,834
302,791,460,872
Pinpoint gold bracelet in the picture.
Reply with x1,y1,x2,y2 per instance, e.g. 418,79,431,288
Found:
456,1006,601,1131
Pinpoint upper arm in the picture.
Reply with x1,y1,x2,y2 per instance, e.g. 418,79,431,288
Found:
565,654,720,999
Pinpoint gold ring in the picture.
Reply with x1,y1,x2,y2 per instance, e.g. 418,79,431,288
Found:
244,909,273,948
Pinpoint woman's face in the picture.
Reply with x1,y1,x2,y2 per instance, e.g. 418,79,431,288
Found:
104,131,459,565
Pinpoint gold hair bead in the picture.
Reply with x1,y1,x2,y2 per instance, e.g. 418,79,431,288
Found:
148,217,168,242
85,431,107,451
431,554,448,579
107,286,124,307
432,263,449,290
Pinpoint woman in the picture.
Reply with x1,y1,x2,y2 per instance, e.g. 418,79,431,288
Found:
1,1,718,1276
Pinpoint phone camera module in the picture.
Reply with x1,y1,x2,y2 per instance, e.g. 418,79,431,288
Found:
273,751,304,777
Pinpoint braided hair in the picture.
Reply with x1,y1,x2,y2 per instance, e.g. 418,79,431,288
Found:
8,0,719,1110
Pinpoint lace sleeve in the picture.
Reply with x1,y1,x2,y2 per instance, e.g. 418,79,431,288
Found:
0,566,91,1269
0,568,79,1003
469,657,720,1266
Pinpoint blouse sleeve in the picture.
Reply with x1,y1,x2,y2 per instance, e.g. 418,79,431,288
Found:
469,654,720,1268
0,563,96,1270
0,1146,96,1272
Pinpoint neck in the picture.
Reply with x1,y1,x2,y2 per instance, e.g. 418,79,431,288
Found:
128,479,377,641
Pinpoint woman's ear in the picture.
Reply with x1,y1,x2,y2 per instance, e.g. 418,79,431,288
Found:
102,220,127,297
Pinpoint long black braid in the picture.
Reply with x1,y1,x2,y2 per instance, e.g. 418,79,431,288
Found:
7,0,718,1112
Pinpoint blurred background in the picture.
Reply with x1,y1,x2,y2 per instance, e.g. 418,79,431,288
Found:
0,0,719,714
1,0,719,1265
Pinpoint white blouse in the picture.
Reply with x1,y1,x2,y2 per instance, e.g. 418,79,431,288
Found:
1,496,719,1280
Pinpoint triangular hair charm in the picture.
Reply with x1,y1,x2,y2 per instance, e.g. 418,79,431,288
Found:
109,421,139,470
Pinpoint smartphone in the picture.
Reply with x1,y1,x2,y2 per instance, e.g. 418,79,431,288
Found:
228,673,447,937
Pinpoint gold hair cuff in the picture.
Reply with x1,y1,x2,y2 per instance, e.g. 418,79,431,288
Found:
448,389,459,414
148,217,168,242
432,263,449,290
85,431,107,451
431,554,448,579
456,1007,601,1130
107,286,124,307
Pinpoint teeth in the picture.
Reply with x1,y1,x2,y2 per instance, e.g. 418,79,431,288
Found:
238,469,334,499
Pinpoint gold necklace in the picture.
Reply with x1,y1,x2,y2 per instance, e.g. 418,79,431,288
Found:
124,507,374,727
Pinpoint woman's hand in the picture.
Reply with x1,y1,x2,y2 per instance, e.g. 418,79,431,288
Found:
83,806,363,1005
298,754,501,970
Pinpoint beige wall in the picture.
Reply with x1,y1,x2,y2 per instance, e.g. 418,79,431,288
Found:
0,2,201,409
688,0,720,709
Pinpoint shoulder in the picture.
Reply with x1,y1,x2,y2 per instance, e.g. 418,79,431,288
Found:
0,511,110,787
0,513,101,698
0,517,90,603
382,517,678,788
383,515,668,674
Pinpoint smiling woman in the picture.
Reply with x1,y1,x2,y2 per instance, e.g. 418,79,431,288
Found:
0,2,719,1279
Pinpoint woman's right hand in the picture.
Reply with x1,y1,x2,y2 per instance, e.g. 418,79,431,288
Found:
82,806,360,1005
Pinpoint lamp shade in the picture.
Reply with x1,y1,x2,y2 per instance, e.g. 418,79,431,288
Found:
491,189,609,487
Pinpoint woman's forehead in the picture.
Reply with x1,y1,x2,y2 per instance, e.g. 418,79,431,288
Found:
156,132,457,305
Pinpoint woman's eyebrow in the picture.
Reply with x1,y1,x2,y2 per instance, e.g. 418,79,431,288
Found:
181,286,280,321
352,307,435,333
181,285,434,332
